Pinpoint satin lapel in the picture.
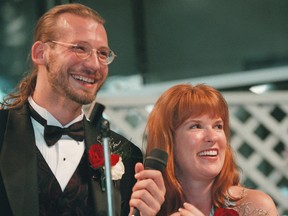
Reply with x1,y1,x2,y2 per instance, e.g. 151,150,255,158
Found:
84,117,121,216
0,105,38,216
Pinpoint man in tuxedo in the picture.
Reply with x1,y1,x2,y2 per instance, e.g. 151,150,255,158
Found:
0,3,165,216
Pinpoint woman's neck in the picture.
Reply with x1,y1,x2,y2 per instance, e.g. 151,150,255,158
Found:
181,178,214,216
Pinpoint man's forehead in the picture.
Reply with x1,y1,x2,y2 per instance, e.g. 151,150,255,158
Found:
56,13,99,31
54,13,108,47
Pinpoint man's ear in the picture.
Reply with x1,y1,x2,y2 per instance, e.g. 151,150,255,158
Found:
31,41,46,65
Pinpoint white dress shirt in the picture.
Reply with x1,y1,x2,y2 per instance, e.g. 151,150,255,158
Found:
28,97,85,191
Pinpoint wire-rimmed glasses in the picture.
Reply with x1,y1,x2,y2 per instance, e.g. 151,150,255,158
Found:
49,40,116,65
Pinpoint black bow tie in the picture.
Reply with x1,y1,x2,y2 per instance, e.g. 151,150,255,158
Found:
29,105,85,146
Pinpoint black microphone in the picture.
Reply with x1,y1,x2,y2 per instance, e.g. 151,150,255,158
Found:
132,148,168,216
88,102,105,125
88,102,115,215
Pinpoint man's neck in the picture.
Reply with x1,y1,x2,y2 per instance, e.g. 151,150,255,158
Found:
30,95,83,126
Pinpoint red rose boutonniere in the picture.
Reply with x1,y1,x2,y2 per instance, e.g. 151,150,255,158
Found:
88,143,125,191
214,208,239,216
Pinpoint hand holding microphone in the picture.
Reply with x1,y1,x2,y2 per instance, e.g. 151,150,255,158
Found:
131,148,168,216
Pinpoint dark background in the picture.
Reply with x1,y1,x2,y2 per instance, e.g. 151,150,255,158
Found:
1,0,288,96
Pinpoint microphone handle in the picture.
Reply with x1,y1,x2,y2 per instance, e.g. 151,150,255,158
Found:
132,208,140,216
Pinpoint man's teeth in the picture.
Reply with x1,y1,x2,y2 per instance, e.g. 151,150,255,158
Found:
72,75,95,84
198,150,217,156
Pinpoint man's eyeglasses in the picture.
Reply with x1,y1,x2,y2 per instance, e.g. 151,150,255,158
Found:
49,41,116,65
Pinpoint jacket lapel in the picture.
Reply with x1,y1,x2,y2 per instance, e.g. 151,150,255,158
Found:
0,105,38,216
84,117,121,216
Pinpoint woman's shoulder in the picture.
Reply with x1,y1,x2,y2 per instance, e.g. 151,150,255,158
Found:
228,186,278,215
243,188,274,204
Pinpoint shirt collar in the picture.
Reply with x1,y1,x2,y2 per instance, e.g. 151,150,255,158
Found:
28,96,84,127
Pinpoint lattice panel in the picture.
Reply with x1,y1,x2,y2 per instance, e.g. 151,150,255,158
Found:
230,104,288,214
91,91,288,215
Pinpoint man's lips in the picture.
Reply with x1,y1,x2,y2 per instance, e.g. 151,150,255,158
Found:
72,74,96,84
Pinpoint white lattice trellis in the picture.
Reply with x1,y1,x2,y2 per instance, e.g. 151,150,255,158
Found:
88,90,288,215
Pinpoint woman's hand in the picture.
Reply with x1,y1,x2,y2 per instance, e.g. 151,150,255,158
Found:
170,203,206,216
129,162,166,216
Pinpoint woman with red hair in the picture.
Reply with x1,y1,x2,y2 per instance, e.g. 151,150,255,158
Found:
145,84,278,216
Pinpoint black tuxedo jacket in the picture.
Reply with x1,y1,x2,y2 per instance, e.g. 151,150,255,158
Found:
0,104,143,216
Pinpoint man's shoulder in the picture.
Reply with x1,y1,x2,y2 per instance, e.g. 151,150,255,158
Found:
109,130,143,161
0,109,9,150
0,109,9,117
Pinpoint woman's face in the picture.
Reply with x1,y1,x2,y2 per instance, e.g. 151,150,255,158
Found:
174,114,227,182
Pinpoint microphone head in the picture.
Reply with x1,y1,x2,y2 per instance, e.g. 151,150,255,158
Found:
144,148,168,172
100,119,110,137
89,102,105,125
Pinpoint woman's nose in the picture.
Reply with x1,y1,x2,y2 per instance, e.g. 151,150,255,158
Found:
204,128,217,143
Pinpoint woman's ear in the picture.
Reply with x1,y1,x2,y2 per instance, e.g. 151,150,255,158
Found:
31,41,46,65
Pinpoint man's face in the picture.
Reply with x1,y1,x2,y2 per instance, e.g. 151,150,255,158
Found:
44,13,109,105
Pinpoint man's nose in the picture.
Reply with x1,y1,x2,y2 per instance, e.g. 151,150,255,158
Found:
84,50,101,69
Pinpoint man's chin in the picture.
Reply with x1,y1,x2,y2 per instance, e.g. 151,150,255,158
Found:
70,93,96,105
